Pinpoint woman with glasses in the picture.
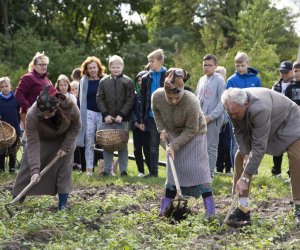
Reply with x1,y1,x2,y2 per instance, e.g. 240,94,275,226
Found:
12,85,81,210
15,52,52,130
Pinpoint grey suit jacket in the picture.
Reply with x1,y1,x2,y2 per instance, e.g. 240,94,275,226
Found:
232,87,300,175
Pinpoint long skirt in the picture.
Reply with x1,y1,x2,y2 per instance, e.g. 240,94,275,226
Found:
166,133,211,187
12,137,74,196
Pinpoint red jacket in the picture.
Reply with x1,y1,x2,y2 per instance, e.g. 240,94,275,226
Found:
15,70,51,113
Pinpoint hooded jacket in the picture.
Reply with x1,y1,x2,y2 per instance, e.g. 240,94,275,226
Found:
227,67,261,89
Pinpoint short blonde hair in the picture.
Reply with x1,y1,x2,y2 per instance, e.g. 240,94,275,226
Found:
0,76,11,86
234,51,249,64
215,66,227,80
70,80,79,88
28,52,49,72
109,55,124,66
147,49,164,62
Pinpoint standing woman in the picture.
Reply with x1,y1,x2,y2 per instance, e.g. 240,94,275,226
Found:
12,85,81,210
152,68,215,217
16,52,51,130
77,56,105,175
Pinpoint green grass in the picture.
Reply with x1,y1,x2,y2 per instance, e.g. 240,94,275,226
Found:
1,142,299,249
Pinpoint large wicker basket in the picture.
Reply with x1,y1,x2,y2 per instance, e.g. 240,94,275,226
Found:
0,121,17,150
96,129,129,152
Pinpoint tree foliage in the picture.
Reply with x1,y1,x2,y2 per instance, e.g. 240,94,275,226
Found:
0,0,299,88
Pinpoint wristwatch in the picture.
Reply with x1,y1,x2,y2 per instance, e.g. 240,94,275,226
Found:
241,176,250,183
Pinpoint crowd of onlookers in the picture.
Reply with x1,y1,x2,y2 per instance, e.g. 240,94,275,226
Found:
0,49,300,181
2,48,300,224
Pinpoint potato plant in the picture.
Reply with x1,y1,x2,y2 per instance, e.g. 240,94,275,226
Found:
1,154,300,249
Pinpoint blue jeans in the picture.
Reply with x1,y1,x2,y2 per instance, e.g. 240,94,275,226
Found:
148,117,160,176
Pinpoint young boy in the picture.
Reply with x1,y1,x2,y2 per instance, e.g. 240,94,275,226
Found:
0,77,21,173
271,61,294,177
285,61,300,104
195,54,226,177
227,51,261,88
96,55,135,176
139,49,167,177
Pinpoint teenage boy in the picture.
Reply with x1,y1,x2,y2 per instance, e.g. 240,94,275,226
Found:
227,52,262,88
195,54,226,177
271,61,294,177
139,49,167,177
226,51,262,168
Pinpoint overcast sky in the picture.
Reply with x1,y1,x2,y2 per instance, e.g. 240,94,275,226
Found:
272,0,300,35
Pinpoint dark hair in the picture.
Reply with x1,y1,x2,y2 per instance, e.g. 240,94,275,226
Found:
203,54,218,65
71,68,81,81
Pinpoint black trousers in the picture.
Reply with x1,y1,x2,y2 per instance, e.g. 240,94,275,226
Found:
133,128,151,174
216,123,232,173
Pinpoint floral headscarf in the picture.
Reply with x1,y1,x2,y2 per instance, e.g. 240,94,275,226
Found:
37,85,61,112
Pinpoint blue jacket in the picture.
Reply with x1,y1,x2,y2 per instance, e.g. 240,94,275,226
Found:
227,67,261,89
0,91,21,137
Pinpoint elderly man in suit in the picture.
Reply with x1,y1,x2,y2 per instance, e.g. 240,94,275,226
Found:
221,87,300,227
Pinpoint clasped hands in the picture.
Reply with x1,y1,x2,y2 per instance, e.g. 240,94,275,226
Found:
105,115,123,124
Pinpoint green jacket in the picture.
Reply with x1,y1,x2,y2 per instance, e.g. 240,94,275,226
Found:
96,74,135,121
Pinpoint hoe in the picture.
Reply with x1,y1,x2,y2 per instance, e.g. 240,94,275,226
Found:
5,154,60,218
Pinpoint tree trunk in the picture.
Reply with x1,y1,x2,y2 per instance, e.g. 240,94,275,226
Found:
0,0,12,59
85,13,95,46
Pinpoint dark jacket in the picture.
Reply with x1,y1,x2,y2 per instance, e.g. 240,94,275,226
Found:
272,78,295,93
285,81,300,106
139,70,166,124
96,74,135,122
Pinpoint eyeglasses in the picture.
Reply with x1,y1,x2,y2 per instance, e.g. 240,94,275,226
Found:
36,64,48,67
202,64,215,68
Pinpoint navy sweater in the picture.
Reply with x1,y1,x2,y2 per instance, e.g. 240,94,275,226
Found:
0,91,21,136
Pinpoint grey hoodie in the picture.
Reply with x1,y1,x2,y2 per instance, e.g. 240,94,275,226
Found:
195,72,226,121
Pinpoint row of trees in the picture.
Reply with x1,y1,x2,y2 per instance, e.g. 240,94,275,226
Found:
0,0,299,89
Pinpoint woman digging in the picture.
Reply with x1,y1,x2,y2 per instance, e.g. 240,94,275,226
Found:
152,68,215,218
12,85,81,210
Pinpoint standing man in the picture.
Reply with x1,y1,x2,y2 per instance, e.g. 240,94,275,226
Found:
139,49,167,177
195,54,226,177
221,87,300,227
271,61,294,177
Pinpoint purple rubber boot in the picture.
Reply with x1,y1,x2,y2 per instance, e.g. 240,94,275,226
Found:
159,197,173,217
203,195,215,217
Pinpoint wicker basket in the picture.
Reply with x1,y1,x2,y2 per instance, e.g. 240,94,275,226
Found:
0,121,16,150
96,129,129,152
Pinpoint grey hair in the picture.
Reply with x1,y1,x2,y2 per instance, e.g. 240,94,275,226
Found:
221,88,248,105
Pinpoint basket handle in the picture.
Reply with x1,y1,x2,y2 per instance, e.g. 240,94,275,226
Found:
0,117,7,141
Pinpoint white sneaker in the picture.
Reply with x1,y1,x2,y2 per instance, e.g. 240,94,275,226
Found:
111,171,117,176
284,178,291,183
86,169,93,176
138,173,145,177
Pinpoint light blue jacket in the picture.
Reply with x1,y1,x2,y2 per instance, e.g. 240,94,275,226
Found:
76,75,89,147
